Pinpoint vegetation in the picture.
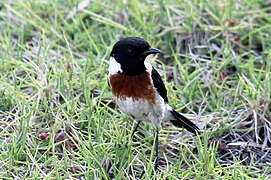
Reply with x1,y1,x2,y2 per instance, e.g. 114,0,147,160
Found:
0,0,270,179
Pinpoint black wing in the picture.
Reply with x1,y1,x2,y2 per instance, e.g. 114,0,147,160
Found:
151,67,168,103
151,67,199,133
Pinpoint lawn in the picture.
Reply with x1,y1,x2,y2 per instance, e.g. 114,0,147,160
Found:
0,0,270,179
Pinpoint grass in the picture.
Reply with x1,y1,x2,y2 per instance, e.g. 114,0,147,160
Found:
0,0,270,179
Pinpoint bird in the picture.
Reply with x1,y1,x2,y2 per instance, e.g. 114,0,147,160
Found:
107,37,199,170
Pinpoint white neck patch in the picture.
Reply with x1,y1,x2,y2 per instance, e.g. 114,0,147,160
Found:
144,61,153,73
108,57,123,75
108,57,153,76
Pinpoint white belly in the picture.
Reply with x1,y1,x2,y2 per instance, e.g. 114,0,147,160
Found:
114,95,166,128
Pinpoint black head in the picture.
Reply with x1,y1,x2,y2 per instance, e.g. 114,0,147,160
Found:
110,37,160,75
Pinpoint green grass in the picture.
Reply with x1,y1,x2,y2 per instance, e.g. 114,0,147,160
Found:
0,0,270,179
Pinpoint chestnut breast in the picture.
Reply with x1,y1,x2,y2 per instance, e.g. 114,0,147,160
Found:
109,72,156,106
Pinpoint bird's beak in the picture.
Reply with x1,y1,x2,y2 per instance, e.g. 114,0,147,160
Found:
142,47,161,56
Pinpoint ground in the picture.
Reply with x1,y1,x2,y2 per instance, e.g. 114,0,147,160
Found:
0,0,270,179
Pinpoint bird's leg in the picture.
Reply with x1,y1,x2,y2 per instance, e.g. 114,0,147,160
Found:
154,128,159,171
131,121,141,138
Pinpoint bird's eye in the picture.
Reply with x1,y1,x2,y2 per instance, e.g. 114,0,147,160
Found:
127,49,134,55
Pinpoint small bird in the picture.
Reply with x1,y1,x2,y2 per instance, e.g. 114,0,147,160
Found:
108,37,199,170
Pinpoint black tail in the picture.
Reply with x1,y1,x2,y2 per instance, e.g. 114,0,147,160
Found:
170,109,199,134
